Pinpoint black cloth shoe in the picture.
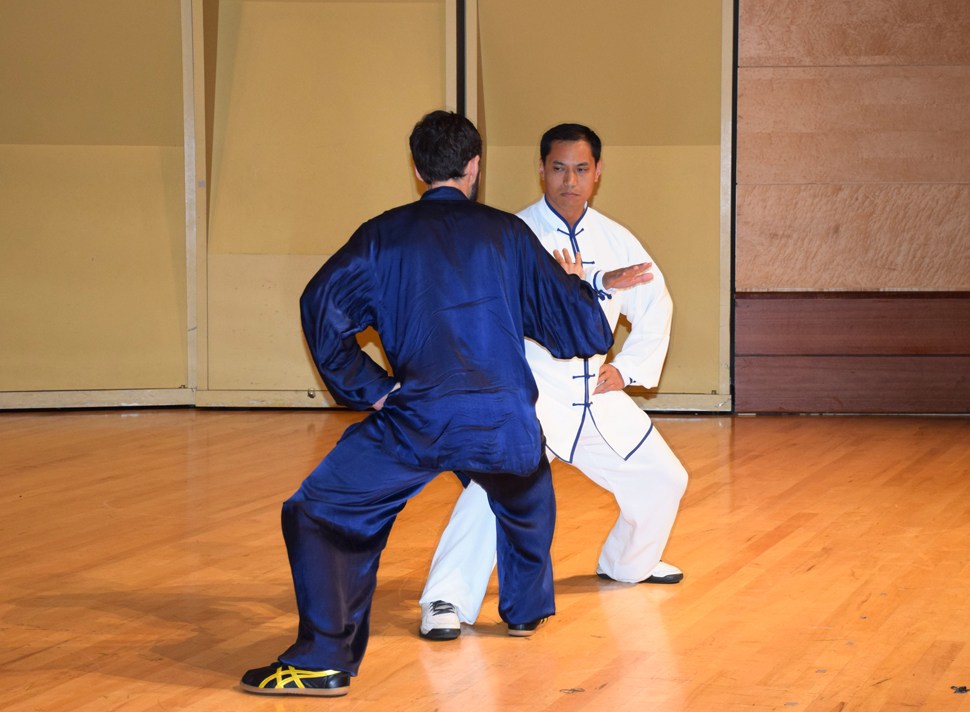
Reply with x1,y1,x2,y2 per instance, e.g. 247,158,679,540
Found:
240,663,350,697
507,617,547,637
597,561,684,585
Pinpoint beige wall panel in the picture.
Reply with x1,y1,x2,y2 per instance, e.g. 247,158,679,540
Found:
206,253,390,392
477,0,722,148
478,145,541,214
737,66,970,185
0,145,188,391
206,254,321,391
208,0,444,256
596,146,723,395
0,0,182,146
478,0,726,402
204,0,446,397
739,0,970,67
736,185,970,292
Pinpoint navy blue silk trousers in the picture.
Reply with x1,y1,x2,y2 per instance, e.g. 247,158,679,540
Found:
277,412,556,674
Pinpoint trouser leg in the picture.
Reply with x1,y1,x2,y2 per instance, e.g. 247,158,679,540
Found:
277,414,434,674
571,422,687,583
419,479,496,623
470,453,556,626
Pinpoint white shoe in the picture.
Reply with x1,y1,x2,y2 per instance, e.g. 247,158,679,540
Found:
419,600,460,640
596,561,684,584
642,561,683,584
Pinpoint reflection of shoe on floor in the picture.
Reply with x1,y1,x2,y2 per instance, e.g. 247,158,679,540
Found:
597,561,684,585
420,600,461,640
507,617,547,637
240,663,350,697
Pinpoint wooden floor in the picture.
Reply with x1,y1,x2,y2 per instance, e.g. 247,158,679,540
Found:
3,409,970,711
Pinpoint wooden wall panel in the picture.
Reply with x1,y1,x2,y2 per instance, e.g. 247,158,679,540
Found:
735,295,970,356
734,294,970,413
734,1,970,414
735,184,970,291
737,66,970,185
739,0,970,67
734,356,970,414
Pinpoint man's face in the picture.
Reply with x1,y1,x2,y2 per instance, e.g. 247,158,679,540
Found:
539,140,601,219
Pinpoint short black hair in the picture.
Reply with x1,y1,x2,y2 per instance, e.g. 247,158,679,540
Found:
409,110,482,184
539,123,602,163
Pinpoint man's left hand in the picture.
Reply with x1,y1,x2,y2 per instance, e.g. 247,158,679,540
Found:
593,364,624,395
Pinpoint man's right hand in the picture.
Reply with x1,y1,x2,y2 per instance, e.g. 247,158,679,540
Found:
553,248,585,279
602,262,653,291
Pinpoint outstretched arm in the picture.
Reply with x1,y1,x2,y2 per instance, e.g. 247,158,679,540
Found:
602,261,653,290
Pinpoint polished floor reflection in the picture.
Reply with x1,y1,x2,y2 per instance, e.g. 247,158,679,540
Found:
3,409,970,711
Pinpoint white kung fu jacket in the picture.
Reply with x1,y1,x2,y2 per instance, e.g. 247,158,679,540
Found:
518,196,673,463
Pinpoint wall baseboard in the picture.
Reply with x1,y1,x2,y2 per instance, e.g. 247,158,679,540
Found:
0,389,196,410
0,388,731,413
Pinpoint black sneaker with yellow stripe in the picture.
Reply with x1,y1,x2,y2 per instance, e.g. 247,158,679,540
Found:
240,663,350,696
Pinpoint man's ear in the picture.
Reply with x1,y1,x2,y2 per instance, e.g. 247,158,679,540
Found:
413,165,425,184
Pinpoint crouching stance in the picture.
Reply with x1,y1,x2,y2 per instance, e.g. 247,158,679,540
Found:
240,110,613,696
419,123,689,641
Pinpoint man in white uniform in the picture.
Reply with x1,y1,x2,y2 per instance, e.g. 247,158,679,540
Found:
418,123,689,640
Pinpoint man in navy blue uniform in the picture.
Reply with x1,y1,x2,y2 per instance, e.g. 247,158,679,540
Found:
240,110,614,697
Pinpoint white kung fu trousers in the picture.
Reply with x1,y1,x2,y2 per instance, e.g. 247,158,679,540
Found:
420,197,689,623
421,420,687,623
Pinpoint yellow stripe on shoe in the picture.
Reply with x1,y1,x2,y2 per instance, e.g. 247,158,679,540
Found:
241,663,350,697
258,665,342,689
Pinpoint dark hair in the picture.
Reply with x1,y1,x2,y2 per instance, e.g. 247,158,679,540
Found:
409,110,482,184
539,123,602,163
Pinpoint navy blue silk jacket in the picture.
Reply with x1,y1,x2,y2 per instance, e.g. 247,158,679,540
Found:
300,186,613,476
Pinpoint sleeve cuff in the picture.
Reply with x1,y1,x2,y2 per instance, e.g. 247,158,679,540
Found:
591,271,616,300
